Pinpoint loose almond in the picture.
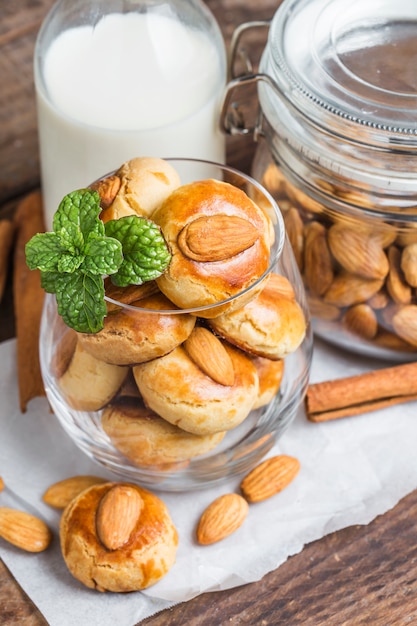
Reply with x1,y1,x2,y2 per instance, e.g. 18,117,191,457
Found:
96,484,143,551
304,221,334,296
392,305,417,347
401,243,417,287
184,327,235,386
386,246,412,304
0,477,4,493
197,493,248,545
307,295,341,321
367,289,389,310
284,207,304,272
0,507,52,552
328,224,389,280
178,214,259,262
43,475,107,509
240,455,300,503
343,304,378,340
324,272,384,307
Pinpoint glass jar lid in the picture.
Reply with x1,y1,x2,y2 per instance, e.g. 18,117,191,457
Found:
268,0,417,143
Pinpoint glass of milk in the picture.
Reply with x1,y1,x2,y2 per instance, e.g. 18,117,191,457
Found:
34,0,227,228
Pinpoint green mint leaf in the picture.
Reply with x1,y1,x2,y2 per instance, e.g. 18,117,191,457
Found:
25,188,173,334
105,215,171,287
83,235,123,275
54,271,107,333
57,253,84,273
25,232,65,272
40,271,60,294
53,189,104,245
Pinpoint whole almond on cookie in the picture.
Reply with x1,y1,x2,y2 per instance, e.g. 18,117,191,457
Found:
0,507,52,552
240,455,300,503
197,493,249,545
90,174,121,209
184,327,235,386
96,484,143,551
43,475,107,509
178,214,259,262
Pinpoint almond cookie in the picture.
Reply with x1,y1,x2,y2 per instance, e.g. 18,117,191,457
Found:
102,401,225,466
133,335,259,436
60,482,178,592
152,179,272,316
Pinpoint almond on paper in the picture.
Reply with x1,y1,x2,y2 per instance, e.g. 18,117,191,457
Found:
43,475,108,509
240,455,300,503
0,507,52,552
96,484,143,551
197,493,249,545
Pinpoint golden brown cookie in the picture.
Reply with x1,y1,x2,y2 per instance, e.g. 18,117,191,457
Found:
58,341,128,411
133,333,259,436
208,273,307,359
250,356,285,409
152,179,272,316
77,291,196,365
102,401,225,466
60,482,178,592
99,156,181,221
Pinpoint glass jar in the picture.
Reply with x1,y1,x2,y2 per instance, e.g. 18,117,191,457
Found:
34,0,226,228
224,0,417,361
39,158,312,491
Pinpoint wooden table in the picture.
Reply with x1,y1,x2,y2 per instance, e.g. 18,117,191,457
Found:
2,1,417,624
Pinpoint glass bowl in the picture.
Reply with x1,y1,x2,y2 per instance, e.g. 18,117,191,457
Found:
39,158,313,491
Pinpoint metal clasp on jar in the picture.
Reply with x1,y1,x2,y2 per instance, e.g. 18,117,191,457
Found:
221,20,279,140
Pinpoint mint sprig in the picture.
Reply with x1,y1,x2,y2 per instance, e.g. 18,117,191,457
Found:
105,215,172,287
25,189,171,333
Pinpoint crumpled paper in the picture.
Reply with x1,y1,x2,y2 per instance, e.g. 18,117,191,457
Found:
1,336,417,626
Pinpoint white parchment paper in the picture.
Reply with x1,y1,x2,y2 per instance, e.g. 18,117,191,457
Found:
1,337,417,626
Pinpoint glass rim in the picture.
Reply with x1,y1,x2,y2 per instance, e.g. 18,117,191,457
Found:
102,157,286,315
267,0,417,142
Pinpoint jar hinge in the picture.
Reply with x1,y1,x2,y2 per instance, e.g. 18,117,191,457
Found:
221,20,279,141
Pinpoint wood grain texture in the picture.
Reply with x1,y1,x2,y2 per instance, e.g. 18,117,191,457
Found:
3,0,417,624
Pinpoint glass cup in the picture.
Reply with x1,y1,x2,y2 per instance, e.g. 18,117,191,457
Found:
34,0,226,229
39,159,313,491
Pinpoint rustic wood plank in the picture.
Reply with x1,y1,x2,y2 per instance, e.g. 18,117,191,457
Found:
0,0,55,205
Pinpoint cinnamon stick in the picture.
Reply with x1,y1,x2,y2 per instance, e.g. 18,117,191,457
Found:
305,361,417,422
13,191,46,412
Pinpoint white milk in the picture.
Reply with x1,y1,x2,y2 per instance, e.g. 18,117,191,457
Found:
36,12,225,227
